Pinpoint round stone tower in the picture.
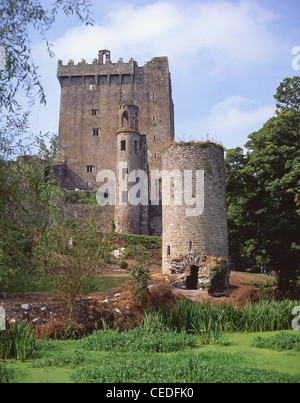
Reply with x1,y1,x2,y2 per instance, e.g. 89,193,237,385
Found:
162,142,229,290
114,104,142,234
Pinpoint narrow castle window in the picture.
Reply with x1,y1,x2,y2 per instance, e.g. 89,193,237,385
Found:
93,128,99,136
86,165,93,173
122,111,129,127
154,152,157,159
91,109,98,116
122,167,128,180
121,191,128,203
189,241,193,251
152,115,156,122
120,140,126,151
154,135,156,141
167,246,171,256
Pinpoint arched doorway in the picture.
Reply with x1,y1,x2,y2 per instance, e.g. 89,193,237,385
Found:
186,265,199,290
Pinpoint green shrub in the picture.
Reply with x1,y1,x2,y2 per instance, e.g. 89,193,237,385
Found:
209,264,229,293
65,190,80,203
157,299,300,333
0,366,15,383
251,332,300,352
78,325,197,353
121,234,161,249
119,260,128,270
70,351,300,383
0,321,37,361
123,244,152,259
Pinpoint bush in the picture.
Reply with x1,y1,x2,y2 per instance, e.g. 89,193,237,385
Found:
123,244,152,259
78,325,197,353
251,332,300,352
0,366,15,383
70,351,300,383
119,260,128,270
120,234,161,249
0,321,37,361
156,299,300,333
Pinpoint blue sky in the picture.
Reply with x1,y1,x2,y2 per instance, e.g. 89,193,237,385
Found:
28,0,300,150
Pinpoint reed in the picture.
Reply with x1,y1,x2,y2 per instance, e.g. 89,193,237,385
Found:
0,321,37,362
156,299,299,333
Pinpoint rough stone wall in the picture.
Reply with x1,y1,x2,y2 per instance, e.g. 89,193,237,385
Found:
161,143,229,276
114,104,145,234
57,51,174,191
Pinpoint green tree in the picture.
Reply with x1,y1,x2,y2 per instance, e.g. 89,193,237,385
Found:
0,1,93,290
34,212,113,320
225,77,300,297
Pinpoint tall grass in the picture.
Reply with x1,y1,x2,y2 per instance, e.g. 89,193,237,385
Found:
0,321,37,361
79,317,197,353
156,299,300,333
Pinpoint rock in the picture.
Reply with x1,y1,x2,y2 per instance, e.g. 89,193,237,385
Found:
21,304,29,310
111,248,126,259
114,293,121,298
32,317,41,324
41,307,47,311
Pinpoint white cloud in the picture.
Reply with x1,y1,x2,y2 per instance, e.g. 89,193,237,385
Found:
52,0,281,75
30,0,288,147
179,95,276,148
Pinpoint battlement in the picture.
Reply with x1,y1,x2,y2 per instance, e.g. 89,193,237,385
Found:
57,49,169,81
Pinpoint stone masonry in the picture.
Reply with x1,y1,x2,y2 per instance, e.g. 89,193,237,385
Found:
161,142,230,290
55,50,174,236
54,50,230,290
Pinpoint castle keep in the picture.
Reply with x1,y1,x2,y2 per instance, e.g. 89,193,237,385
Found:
55,50,174,235
56,50,174,187
55,50,229,290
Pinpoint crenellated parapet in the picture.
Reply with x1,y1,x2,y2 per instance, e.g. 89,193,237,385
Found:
57,50,137,86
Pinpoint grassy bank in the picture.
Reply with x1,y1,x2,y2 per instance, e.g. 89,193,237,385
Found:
1,330,299,383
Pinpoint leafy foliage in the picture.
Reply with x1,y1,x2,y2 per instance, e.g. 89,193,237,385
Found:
33,213,114,320
0,320,37,361
225,77,300,297
251,332,300,352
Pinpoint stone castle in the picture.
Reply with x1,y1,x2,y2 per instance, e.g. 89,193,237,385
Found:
54,50,230,291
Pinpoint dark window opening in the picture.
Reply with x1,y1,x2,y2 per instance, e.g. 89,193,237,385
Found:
91,109,98,116
121,191,128,203
120,140,126,151
104,192,109,199
189,241,193,251
122,167,128,180
122,111,129,127
93,128,99,136
86,165,93,173
167,246,171,256
186,266,199,290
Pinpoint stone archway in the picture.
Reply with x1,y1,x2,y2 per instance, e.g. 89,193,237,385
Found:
186,265,199,290
168,252,230,292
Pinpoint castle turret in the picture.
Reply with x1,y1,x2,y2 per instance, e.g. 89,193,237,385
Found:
115,104,142,234
161,142,229,290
